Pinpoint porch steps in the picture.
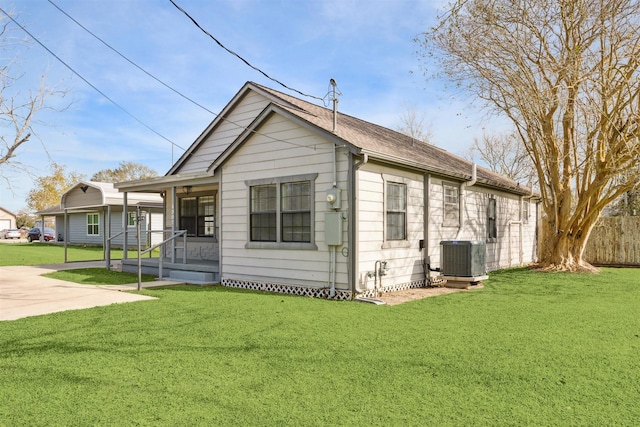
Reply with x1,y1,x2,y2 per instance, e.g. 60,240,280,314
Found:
169,270,217,285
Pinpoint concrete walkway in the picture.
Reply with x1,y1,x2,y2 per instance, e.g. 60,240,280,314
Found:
0,261,181,321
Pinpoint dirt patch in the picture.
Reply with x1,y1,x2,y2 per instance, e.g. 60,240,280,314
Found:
375,284,484,306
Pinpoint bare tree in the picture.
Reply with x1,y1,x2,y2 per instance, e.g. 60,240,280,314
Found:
0,11,68,184
396,104,433,144
419,0,640,271
465,132,536,185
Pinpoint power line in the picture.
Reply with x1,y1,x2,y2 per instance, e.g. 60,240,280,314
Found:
0,7,186,152
47,0,217,117
45,1,330,153
168,0,325,103
48,0,332,157
4,4,331,175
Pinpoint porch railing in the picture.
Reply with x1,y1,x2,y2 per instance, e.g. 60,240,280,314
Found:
140,230,188,279
106,229,188,274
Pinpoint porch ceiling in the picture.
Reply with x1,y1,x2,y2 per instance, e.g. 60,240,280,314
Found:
114,172,216,193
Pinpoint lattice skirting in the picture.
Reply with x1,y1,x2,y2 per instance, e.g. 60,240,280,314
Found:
222,276,447,300
358,279,427,299
221,278,353,300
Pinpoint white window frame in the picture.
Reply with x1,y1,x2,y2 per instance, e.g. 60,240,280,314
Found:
382,175,411,249
487,197,497,242
245,173,318,250
87,213,100,236
523,200,530,224
178,193,216,238
443,183,460,227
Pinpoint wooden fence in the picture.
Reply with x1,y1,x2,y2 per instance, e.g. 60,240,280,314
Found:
584,216,640,266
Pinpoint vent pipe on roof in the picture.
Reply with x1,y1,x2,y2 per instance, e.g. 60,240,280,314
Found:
330,79,338,135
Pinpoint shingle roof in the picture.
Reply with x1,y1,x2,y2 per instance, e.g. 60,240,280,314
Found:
250,82,531,195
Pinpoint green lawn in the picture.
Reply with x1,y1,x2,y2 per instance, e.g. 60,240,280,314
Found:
1,268,639,425
0,242,155,266
43,268,157,285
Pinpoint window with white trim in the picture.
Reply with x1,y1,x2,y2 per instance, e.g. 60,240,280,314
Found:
523,200,530,224
487,197,497,241
386,182,407,241
246,174,317,249
443,183,459,226
87,213,99,236
250,185,277,241
179,194,215,237
128,212,135,227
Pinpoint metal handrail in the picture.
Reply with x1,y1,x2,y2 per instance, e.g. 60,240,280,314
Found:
105,230,125,270
140,230,187,279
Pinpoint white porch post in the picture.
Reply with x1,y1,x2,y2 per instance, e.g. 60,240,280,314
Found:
171,186,177,263
64,209,68,263
123,192,128,260
105,205,111,263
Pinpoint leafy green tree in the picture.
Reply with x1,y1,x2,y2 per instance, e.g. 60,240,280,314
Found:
26,163,84,212
15,209,35,229
91,161,158,183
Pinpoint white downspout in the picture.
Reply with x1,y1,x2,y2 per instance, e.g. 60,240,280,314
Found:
456,163,477,240
506,196,525,267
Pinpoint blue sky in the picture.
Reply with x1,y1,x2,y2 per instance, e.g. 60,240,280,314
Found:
1,0,504,214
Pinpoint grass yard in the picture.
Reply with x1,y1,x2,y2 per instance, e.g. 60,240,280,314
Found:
0,242,155,266
1,267,639,425
43,268,157,285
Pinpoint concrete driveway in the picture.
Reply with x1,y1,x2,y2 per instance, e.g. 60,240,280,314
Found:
0,261,173,321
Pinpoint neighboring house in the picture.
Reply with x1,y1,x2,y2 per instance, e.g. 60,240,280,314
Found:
35,181,163,247
0,206,17,230
116,81,538,299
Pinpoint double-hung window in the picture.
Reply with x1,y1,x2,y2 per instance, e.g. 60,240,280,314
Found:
247,174,317,249
386,182,407,241
443,183,460,227
250,185,277,241
179,194,215,237
281,181,311,242
487,197,497,241
87,213,99,236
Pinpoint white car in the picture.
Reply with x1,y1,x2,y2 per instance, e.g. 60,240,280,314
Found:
3,229,22,239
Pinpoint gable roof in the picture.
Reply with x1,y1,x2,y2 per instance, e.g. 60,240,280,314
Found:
0,206,16,217
206,82,532,195
36,181,163,215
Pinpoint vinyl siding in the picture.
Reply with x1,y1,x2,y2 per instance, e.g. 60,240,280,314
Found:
178,92,272,174
56,210,161,247
357,164,425,292
63,187,103,208
427,176,538,272
220,113,349,289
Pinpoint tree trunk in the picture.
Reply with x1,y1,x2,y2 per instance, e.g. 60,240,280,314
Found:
539,216,599,272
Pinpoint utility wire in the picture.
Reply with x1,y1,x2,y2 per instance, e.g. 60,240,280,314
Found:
45,1,330,154
168,0,325,103
47,0,217,116
0,7,186,152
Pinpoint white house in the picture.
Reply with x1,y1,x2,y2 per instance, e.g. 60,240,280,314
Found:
36,181,163,248
116,82,538,299
0,206,17,230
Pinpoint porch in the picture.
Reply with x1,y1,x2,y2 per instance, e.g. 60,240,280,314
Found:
121,257,220,285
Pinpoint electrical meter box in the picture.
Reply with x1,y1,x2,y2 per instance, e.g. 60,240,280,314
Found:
325,212,343,245
326,188,342,210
